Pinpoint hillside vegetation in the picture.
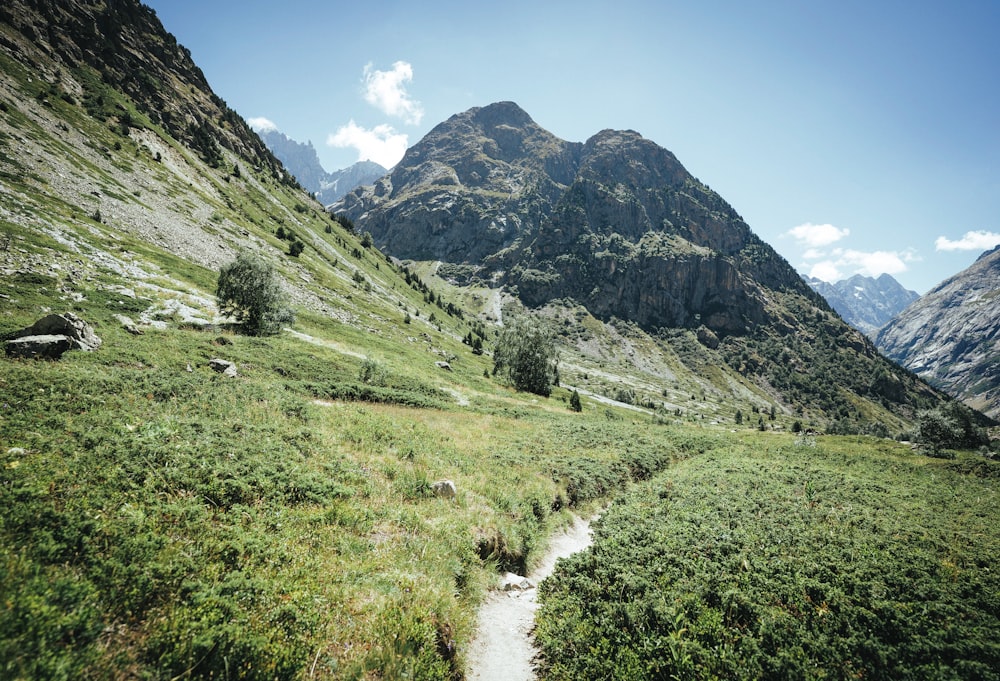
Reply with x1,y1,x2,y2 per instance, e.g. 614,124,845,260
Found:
536,434,1000,680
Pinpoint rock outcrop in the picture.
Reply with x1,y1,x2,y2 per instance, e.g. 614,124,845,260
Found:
6,312,101,359
877,246,1000,420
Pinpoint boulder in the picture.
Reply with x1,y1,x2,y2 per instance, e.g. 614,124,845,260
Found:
435,361,452,371
501,572,534,591
6,313,102,359
6,334,76,359
11,312,102,351
208,358,238,377
431,479,456,498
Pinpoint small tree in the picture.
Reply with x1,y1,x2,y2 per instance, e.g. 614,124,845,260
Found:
569,389,583,412
216,251,294,336
493,315,557,397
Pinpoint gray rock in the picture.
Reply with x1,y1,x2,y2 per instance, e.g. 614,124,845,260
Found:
13,312,101,351
435,361,452,371
501,572,534,591
431,479,456,498
208,358,238,377
114,314,143,335
6,334,76,359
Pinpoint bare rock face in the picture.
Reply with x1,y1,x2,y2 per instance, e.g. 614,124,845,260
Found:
877,246,1000,420
334,103,809,336
6,312,102,359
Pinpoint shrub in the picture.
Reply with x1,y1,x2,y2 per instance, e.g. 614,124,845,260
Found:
216,252,294,336
569,390,582,412
492,315,558,397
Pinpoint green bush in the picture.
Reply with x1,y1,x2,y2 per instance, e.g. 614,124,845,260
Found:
492,315,558,397
216,251,295,336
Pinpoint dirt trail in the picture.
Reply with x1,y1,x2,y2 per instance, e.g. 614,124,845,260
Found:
465,515,595,680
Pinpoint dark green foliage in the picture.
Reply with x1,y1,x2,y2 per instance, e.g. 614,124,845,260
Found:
492,315,558,397
536,439,1000,680
216,251,295,336
569,389,582,412
917,401,990,453
721,294,941,422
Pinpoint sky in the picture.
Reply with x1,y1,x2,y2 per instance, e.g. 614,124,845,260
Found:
142,0,1000,294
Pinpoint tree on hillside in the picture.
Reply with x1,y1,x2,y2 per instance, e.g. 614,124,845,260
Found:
570,389,583,412
917,401,990,454
493,315,558,397
216,251,294,336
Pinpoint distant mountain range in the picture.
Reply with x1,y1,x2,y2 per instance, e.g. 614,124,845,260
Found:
877,246,1000,420
807,273,919,338
257,129,386,205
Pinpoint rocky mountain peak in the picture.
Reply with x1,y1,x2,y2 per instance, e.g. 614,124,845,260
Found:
808,273,919,339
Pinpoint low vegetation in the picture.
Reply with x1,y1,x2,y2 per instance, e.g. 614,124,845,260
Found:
535,433,1000,680
0,307,687,678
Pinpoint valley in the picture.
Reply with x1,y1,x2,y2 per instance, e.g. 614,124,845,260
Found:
0,2,997,679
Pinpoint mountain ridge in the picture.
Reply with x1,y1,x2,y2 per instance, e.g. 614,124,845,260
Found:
808,273,919,338
257,128,386,204
335,100,943,424
877,245,1000,420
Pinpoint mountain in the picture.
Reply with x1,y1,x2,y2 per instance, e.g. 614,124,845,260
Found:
334,102,942,424
257,128,386,204
807,273,919,338
877,246,1000,420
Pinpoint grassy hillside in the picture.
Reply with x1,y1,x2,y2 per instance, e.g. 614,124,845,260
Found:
0,296,709,678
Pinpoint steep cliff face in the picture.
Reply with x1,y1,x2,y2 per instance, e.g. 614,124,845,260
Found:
0,0,284,175
512,128,811,333
877,246,1000,419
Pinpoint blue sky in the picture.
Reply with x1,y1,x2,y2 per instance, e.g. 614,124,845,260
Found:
143,0,999,294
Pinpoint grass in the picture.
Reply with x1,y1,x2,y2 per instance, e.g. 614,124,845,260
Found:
0,308,686,678
535,432,1000,680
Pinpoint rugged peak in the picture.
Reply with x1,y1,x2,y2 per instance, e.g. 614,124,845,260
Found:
469,100,535,127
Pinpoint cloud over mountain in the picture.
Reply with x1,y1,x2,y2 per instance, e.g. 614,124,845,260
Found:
935,230,1000,252
363,61,424,124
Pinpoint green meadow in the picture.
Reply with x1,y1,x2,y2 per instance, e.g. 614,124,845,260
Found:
536,433,1000,680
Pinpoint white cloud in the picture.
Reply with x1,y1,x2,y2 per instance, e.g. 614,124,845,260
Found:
327,120,408,169
363,61,424,125
786,223,850,248
247,117,278,133
808,261,843,282
805,248,916,282
934,230,1000,252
